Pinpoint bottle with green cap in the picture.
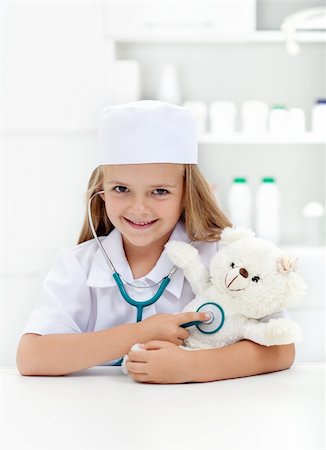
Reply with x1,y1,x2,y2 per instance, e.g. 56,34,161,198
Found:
268,104,289,135
255,177,280,244
227,177,252,228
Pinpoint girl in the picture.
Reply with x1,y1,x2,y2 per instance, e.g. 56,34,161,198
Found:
16,100,294,383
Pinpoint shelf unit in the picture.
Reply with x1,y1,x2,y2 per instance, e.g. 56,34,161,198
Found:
106,30,326,44
1,129,324,144
106,12,325,249
199,132,325,145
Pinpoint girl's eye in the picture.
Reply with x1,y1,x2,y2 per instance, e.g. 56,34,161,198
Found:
113,186,129,193
230,262,235,268
252,276,260,283
153,188,169,196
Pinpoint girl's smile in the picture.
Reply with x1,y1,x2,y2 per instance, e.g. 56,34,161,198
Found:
124,217,158,229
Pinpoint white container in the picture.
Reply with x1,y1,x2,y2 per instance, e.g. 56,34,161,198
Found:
106,2,256,35
109,60,141,105
227,177,252,228
268,105,289,135
255,177,280,244
157,64,181,105
183,101,207,135
288,107,306,134
210,101,237,135
302,201,325,246
241,101,268,135
312,99,326,136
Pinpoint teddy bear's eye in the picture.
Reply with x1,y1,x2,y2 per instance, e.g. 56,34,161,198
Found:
252,276,260,283
230,262,235,268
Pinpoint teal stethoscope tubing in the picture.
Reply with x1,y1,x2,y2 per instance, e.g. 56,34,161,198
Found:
112,272,174,322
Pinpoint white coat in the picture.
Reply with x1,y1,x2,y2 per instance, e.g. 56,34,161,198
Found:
22,221,288,365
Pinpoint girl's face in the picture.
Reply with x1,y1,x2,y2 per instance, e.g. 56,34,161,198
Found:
101,163,185,255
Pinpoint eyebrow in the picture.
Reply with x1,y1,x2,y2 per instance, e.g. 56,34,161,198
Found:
105,181,177,188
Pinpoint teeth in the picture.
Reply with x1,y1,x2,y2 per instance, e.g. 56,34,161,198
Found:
130,220,154,225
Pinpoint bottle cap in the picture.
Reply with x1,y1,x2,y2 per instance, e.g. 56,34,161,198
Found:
233,177,247,183
272,104,287,110
262,177,276,183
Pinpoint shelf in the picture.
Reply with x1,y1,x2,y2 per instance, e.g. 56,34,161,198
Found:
199,133,326,145
107,30,326,44
1,129,324,144
0,127,96,136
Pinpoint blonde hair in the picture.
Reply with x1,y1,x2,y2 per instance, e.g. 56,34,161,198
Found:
77,165,232,245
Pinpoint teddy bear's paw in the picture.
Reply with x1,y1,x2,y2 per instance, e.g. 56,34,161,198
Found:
121,343,145,375
165,241,199,268
265,319,302,345
121,355,129,374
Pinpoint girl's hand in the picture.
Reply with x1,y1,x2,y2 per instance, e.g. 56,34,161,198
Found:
140,312,209,346
126,341,193,384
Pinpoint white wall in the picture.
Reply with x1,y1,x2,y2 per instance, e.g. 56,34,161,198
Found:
0,2,107,366
0,1,325,367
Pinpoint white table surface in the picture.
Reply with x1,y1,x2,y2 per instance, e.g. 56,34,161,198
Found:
0,363,324,450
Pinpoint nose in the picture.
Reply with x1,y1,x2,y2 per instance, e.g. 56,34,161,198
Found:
129,195,150,216
239,268,248,278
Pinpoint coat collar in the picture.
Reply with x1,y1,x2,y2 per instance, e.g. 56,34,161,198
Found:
86,221,189,299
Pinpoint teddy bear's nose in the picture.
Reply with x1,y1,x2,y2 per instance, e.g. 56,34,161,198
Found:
239,268,248,278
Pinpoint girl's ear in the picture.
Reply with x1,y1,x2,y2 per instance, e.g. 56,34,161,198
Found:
99,191,105,201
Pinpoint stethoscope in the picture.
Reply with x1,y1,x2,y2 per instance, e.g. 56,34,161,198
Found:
88,191,225,363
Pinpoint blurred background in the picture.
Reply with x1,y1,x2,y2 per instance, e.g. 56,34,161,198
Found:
0,0,325,366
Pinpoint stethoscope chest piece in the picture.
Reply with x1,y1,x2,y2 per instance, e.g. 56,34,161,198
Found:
196,302,225,334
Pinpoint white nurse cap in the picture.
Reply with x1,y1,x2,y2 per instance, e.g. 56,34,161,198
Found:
95,100,198,168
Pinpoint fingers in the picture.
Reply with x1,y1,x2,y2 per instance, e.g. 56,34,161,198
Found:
175,311,210,325
127,341,172,362
179,328,190,341
126,341,172,380
141,340,174,350
128,349,148,362
126,361,147,374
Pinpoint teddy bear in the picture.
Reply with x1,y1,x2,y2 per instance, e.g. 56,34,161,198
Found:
122,226,306,373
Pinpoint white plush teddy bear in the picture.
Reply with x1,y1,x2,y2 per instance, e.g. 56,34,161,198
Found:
122,226,306,373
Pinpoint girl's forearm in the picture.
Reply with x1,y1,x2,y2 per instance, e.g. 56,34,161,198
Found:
16,322,151,376
187,341,295,382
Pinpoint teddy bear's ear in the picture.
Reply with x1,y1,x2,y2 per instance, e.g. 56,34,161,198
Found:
219,226,256,247
277,256,299,273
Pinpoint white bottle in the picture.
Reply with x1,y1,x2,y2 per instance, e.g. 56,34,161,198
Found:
241,100,268,135
288,107,306,135
210,101,237,135
312,99,326,136
182,101,207,135
255,177,281,244
157,64,181,105
302,201,325,246
227,177,252,228
268,104,289,135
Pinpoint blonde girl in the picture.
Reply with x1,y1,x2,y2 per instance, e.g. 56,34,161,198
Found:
17,101,294,383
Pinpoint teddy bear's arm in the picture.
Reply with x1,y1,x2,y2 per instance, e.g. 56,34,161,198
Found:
243,318,302,347
165,241,210,295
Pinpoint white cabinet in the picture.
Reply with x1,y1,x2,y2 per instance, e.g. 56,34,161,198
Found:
106,1,256,36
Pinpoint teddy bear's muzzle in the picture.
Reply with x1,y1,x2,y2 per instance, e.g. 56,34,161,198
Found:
225,267,250,292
